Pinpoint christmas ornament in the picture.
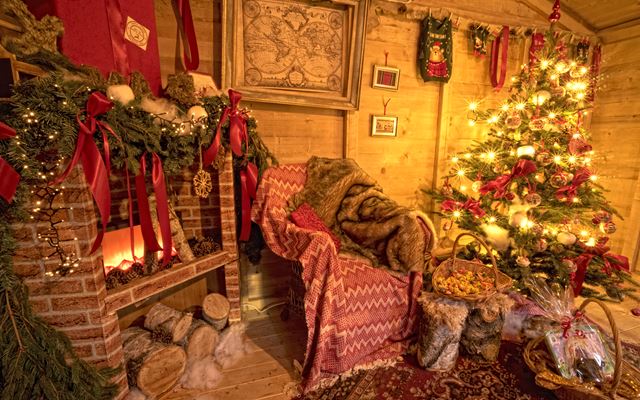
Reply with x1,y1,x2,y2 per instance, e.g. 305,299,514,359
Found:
193,144,212,198
550,243,564,254
548,0,561,23
516,145,536,157
534,238,548,252
599,221,617,235
505,192,516,201
550,172,569,188
575,40,589,64
106,84,135,105
562,258,577,273
472,180,483,192
509,211,528,227
516,255,531,268
632,308,640,317
528,117,547,131
555,60,570,74
536,152,554,166
187,105,208,122
557,231,577,246
531,90,551,106
525,193,542,207
470,25,489,57
418,16,452,83
592,210,612,224
535,173,546,184
505,113,522,128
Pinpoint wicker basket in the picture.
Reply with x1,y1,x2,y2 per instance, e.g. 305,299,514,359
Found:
524,298,640,400
432,232,513,302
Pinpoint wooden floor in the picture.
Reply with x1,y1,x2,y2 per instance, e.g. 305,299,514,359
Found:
161,309,306,400
159,289,640,400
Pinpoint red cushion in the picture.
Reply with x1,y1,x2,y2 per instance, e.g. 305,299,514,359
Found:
290,203,341,252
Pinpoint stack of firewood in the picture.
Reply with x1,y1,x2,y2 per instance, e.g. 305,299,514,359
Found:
122,294,231,398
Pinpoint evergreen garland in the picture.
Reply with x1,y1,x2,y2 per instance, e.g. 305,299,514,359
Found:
0,58,276,399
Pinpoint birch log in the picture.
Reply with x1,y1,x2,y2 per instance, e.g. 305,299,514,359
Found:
202,293,230,330
144,303,193,343
122,327,187,398
149,194,195,266
461,294,514,362
179,319,219,361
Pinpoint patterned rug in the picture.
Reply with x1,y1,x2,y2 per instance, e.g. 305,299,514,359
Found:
298,340,640,400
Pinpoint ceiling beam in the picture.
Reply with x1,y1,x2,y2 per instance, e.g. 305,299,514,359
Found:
597,17,640,44
517,0,596,36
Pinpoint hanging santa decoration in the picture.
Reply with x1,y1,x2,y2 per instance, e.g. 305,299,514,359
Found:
418,15,453,83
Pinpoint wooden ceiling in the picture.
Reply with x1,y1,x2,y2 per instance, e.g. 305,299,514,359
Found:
561,0,640,32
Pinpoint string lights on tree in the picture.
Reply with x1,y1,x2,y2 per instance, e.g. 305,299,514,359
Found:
428,31,638,301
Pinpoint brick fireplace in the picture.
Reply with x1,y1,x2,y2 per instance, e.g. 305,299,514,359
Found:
11,152,240,399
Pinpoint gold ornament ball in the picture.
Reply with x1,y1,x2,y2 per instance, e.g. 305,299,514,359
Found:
187,105,209,122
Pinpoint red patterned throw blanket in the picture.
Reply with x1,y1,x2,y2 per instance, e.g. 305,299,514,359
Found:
252,161,436,393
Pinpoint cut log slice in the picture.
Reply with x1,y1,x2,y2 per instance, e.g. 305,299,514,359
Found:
122,327,187,398
202,293,230,331
144,303,193,343
180,319,219,361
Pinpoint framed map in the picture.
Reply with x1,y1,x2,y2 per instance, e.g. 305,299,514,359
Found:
222,0,369,110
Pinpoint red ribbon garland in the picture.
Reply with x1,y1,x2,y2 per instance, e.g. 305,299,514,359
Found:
441,198,486,218
572,238,629,296
555,167,591,202
104,0,131,77
490,26,510,91
202,89,257,241
0,122,21,203
529,32,545,68
51,92,115,254
480,159,537,199
172,0,199,71
135,153,173,265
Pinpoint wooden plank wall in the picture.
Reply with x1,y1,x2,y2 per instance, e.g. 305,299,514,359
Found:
154,0,637,309
590,36,640,271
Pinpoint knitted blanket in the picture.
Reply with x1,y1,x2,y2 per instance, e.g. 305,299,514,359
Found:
291,157,434,273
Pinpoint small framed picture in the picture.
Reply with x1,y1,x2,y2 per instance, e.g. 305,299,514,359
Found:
372,65,400,90
371,115,398,137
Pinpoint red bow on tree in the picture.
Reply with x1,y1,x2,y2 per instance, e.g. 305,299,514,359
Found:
480,159,537,198
0,122,20,203
202,89,258,241
571,238,629,296
441,198,486,218
555,167,591,202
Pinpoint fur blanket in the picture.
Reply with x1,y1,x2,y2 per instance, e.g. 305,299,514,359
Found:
291,157,435,273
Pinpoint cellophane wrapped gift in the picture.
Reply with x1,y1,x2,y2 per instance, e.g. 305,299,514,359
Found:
526,278,614,384
25,0,162,95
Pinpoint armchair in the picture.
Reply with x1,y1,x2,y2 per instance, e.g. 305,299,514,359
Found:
251,162,436,392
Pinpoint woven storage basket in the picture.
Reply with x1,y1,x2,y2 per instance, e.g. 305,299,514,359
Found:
432,232,513,302
524,298,640,400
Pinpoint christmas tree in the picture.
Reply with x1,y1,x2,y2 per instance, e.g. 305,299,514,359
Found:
427,32,637,301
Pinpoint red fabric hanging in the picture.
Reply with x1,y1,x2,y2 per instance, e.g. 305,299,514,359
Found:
490,26,510,91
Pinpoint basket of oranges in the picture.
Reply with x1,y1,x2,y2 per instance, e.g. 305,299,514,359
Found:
432,233,513,301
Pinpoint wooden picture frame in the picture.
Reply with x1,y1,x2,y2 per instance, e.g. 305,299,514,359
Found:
221,0,369,110
371,115,398,137
372,65,400,90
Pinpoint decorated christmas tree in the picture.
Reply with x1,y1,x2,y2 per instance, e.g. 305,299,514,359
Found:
427,32,637,301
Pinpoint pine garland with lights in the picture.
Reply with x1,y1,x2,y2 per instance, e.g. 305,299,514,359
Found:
0,61,276,398
426,32,638,301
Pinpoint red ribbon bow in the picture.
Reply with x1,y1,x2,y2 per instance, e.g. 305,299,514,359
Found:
571,238,629,296
135,153,173,265
555,167,591,202
0,122,21,203
561,311,584,338
441,198,486,218
202,89,257,241
480,159,537,198
51,92,116,254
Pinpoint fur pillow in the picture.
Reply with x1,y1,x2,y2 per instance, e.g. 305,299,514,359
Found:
291,203,341,252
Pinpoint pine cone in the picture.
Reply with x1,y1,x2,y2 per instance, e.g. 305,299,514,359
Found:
105,269,127,290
